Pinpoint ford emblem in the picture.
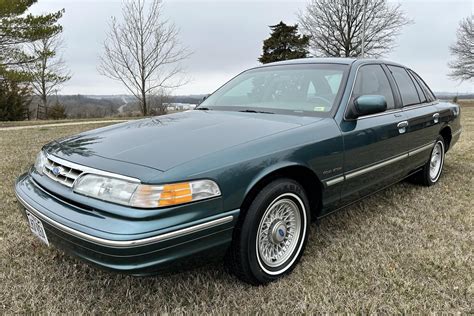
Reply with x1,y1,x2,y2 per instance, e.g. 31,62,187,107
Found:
52,166,63,176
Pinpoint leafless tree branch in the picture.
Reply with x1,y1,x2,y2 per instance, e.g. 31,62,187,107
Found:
22,33,71,108
98,0,191,116
448,15,473,82
298,0,412,58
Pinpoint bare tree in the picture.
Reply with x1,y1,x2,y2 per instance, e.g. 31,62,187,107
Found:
148,91,170,116
99,0,189,116
298,0,411,58
449,15,473,82
24,34,71,108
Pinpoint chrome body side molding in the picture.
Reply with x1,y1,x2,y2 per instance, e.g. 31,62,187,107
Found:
324,142,434,187
345,154,408,180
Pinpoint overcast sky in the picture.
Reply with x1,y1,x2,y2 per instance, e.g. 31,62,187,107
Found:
29,0,473,95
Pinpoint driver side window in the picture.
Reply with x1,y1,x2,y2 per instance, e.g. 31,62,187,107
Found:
353,65,395,110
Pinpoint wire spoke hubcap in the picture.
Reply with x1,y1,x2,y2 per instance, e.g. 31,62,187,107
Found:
257,197,302,268
429,142,443,181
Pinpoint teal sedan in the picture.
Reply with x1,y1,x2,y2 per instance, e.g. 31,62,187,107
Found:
15,58,462,285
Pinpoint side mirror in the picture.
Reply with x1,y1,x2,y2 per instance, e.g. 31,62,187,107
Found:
347,95,387,119
199,94,209,105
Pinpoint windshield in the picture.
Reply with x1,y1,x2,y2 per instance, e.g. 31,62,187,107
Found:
199,63,348,116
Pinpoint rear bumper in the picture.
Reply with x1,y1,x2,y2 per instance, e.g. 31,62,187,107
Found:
15,173,238,275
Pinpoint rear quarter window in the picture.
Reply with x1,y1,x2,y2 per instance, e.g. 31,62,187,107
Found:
408,71,427,103
408,70,437,102
388,66,421,106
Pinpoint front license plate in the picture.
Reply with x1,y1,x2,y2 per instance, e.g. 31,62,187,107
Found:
26,211,49,246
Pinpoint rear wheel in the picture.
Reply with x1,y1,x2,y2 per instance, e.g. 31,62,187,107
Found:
412,136,445,186
227,179,310,285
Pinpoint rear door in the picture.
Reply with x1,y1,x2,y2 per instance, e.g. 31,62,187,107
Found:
340,64,410,204
386,66,439,172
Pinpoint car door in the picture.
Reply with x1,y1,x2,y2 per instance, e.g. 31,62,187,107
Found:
386,66,439,173
339,64,411,204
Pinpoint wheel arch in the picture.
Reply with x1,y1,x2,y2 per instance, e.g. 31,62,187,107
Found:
439,124,452,152
240,163,323,220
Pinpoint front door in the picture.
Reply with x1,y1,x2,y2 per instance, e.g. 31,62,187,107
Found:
340,64,410,204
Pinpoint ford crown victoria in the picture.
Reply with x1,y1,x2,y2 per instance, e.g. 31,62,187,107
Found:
15,58,462,285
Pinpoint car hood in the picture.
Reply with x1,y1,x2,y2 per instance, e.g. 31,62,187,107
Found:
48,110,322,172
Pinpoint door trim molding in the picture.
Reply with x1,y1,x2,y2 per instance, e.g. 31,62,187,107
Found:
408,142,434,156
324,142,434,187
345,154,408,180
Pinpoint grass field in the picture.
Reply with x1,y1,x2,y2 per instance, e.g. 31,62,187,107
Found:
0,116,137,128
0,107,472,313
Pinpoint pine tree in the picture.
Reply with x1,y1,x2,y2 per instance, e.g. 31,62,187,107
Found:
0,0,64,71
0,0,64,121
0,79,31,120
259,21,309,64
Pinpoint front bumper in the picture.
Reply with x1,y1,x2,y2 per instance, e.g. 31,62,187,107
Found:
15,173,239,275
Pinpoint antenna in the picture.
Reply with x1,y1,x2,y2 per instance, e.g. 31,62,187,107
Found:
361,0,367,58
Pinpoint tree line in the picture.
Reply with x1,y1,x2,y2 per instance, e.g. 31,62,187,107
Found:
0,0,472,121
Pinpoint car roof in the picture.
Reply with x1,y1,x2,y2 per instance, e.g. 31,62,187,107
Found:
257,57,406,68
261,57,357,66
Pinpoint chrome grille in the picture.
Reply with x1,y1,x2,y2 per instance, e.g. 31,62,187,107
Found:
43,155,83,187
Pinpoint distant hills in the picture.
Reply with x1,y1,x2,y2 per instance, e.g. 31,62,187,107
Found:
76,92,473,100
30,92,472,119
435,92,474,100
30,94,207,118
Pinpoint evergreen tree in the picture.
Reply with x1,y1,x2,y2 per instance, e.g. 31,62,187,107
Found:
0,0,64,71
0,79,31,120
259,21,309,64
0,0,64,121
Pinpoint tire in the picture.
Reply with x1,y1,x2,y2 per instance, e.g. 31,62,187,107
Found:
227,178,311,285
412,136,445,186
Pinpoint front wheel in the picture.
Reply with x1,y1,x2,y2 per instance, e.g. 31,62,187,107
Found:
412,136,445,186
227,179,310,285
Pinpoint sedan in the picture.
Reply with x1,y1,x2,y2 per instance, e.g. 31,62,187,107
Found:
15,58,462,285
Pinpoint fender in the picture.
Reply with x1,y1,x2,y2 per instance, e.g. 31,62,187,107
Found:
243,160,321,199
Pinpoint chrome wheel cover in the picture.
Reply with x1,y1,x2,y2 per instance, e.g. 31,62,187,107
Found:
429,141,444,181
257,194,302,269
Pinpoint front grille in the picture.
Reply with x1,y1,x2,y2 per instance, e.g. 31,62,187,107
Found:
43,155,83,187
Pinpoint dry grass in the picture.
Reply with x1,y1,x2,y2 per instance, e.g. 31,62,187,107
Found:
0,117,138,128
0,110,472,313
458,99,474,107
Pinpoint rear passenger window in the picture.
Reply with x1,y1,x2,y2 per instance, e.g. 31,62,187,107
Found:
353,65,395,110
388,66,420,106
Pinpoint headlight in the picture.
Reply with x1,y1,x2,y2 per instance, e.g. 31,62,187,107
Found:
73,175,139,206
34,151,47,175
73,175,221,208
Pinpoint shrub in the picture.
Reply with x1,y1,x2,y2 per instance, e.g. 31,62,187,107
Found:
0,79,31,121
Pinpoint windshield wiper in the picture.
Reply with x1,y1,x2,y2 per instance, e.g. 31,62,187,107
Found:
238,109,274,114
195,107,212,111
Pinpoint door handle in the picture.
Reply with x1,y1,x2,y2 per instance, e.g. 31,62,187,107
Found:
433,113,440,124
397,121,408,134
